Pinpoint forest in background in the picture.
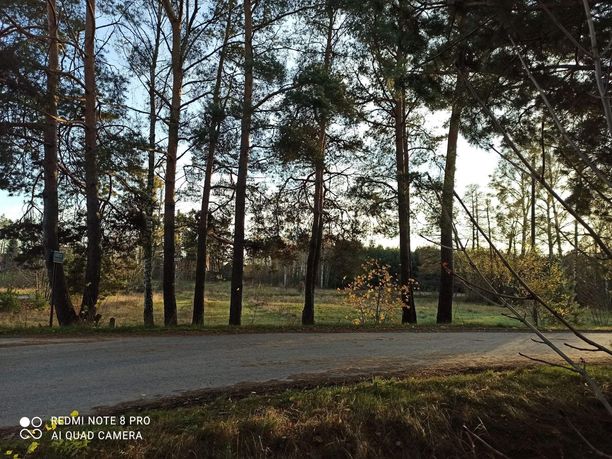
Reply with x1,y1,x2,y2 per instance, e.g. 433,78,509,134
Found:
0,0,610,329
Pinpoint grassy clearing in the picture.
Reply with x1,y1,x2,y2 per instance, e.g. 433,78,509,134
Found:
0,282,523,331
0,280,543,329
1,281,607,334
3,366,610,458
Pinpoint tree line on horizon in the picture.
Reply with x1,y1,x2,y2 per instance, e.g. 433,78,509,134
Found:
0,0,610,328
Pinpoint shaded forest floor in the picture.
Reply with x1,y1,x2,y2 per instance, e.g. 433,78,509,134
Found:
2,365,610,458
0,282,609,333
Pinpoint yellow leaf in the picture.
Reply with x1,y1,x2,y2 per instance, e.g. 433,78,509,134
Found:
45,420,57,431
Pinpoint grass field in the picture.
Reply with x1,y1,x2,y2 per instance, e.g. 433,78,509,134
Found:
0,282,530,330
1,280,609,332
2,365,610,458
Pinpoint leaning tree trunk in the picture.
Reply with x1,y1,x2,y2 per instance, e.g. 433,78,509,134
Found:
44,0,78,326
161,0,184,326
395,89,417,324
437,78,463,324
81,0,102,322
193,1,233,325
229,0,253,326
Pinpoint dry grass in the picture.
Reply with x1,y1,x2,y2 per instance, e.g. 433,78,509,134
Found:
0,282,525,330
4,365,610,458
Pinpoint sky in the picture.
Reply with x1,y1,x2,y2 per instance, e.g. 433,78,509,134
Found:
0,192,31,222
368,133,499,248
454,136,498,192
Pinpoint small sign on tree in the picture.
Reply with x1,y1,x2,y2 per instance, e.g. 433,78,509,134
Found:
52,251,64,264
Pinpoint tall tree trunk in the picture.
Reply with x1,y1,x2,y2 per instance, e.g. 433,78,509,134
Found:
551,185,563,258
403,149,417,323
229,0,253,325
303,161,324,325
471,198,476,250
143,92,156,327
81,0,101,321
530,156,538,325
143,123,157,326
302,10,334,325
162,0,183,326
520,187,528,256
437,77,463,324
486,199,495,269
143,5,163,327
44,0,78,326
474,192,480,249
507,223,516,255
545,196,554,258
531,153,539,253
193,1,233,325
541,128,555,259
395,89,416,324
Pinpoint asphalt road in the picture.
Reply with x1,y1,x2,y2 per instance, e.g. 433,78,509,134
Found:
1,331,610,428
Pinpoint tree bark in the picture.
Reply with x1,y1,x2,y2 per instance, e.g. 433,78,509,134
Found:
301,10,334,326
530,153,538,325
394,89,416,324
193,1,233,325
143,101,155,327
541,122,554,259
531,160,537,252
545,196,554,258
302,161,324,325
162,0,183,326
143,3,163,327
437,77,463,324
44,0,78,326
229,0,253,325
520,178,529,256
550,175,563,257
81,0,102,322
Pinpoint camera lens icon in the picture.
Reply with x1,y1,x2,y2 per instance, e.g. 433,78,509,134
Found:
19,416,43,440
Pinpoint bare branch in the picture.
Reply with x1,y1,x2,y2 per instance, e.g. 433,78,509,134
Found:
563,342,601,353
565,417,612,459
455,189,612,356
518,352,580,373
463,424,511,459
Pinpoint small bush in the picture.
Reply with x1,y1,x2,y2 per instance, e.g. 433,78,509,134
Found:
27,290,48,311
342,260,409,325
0,287,20,313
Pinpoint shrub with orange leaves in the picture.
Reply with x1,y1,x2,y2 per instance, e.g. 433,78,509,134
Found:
341,260,408,325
